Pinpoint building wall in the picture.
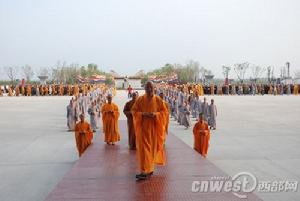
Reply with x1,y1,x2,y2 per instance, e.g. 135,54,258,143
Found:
115,79,124,89
115,79,142,89
128,79,142,89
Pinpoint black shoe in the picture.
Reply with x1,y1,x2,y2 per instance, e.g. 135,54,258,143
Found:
136,173,148,179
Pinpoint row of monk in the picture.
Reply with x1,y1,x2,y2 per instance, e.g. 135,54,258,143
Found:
150,83,299,96
71,82,211,180
0,83,115,97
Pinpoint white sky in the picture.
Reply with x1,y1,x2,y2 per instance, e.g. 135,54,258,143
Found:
0,0,299,79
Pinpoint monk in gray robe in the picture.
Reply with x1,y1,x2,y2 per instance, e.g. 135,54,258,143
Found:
201,97,209,122
181,101,191,129
208,99,217,130
88,101,97,132
67,100,76,131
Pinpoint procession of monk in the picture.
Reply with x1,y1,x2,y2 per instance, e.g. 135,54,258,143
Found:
64,81,215,181
1,82,299,97
2,80,299,180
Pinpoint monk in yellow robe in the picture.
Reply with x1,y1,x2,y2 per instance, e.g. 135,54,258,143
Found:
67,84,71,96
52,83,57,96
193,113,210,158
74,84,79,97
101,94,120,145
8,86,13,96
210,84,214,95
21,86,25,96
123,92,137,149
294,84,299,95
44,85,49,95
74,114,93,157
15,85,20,96
26,84,31,96
59,83,64,96
132,81,168,180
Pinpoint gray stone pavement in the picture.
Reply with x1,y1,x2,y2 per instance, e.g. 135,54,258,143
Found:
0,91,300,201
169,94,300,201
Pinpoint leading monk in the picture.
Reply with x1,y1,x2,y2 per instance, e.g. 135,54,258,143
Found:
132,81,168,180
74,114,94,157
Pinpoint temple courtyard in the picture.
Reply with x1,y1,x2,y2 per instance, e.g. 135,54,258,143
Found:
0,91,299,201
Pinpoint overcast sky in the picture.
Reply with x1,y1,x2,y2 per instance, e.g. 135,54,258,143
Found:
0,0,299,79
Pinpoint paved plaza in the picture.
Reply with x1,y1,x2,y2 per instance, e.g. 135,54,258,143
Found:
0,91,299,201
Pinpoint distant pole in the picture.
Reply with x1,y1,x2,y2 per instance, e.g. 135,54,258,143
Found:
286,62,290,78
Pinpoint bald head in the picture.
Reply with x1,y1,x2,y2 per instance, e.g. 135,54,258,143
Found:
107,94,112,103
132,92,137,101
159,92,164,100
145,81,154,97
79,114,85,122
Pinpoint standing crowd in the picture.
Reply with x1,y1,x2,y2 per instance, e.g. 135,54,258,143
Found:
71,82,213,181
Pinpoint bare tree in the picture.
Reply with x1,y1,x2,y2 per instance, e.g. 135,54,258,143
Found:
199,66,208,83
233,62,249,84
250,64,265,83
22,64,34,82
39,68,49,76
294,70,300,79
222,66,231,84
4,66,19,84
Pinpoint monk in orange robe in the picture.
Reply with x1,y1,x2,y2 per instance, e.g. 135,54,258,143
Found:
59,83,64,96
44,85,49,95
210,84,214,95
67,84,71,96
21,85,25,96
101,94,120,145
74,84,79,97
294,84,299,95
193,113,210,158
132,81,168,180
15,85,20,96
8,86,13,96
52,83,57,96
74,114,93,157
26,84,31,96
123,92,137,149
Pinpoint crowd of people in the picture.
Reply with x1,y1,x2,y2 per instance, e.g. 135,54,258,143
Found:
71,82,213,181
69,82,170,180
0,83,103,97
1,82,299,97
154,84,218,130
5,80,299,181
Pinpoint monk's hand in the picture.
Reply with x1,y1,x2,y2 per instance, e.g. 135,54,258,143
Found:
142,112,150,117
149,112,156,118
79,132,85,135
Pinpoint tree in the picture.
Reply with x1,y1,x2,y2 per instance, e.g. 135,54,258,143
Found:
87,63,98,77
4,66,19,84
39,68,49,76
250,64,265,83
295,70,300,79
222,66,231,85
233,62,249,84
22,65,34,82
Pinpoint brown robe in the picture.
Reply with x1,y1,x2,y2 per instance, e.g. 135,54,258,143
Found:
123,99,136,149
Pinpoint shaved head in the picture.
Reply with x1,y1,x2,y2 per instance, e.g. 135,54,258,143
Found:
145,81,154,97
